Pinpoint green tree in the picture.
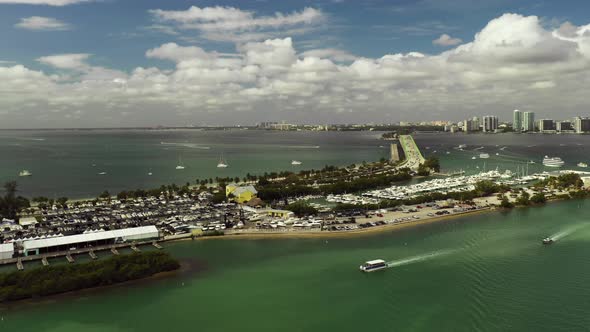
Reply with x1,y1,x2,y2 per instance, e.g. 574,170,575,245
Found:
530,192,547,204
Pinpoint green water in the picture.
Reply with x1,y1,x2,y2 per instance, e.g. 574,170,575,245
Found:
3,199,590,331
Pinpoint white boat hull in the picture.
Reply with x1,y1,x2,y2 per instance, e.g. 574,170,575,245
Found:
359,265,388,272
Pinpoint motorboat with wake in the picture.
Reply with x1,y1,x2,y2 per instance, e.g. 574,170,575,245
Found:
360,259,388,272
542,237,554,245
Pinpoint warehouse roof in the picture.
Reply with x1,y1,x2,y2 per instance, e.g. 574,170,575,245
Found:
22,226,158,251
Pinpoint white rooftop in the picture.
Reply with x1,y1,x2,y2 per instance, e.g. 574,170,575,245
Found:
0,243,14,253
23,226,158,251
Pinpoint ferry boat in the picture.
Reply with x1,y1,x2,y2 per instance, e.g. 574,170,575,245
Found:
577,162,588,168
542,237,554,245
479,153,490,159
291,160,302,165
359,259,388,272
542,156,564,167
18,170,32,177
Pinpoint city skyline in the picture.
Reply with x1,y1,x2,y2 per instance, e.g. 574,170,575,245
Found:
1,0,590,128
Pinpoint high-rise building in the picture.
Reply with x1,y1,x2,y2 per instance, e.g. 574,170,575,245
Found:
523,112,535,132
463,119,479,132
537,119,555,132
482,115,498,132
472,116,480,130
513,110,523,132
574,117,590,133
556,121,573,132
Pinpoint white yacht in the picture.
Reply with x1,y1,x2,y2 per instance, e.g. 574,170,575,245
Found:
176,156,185,170
18,170,32,177
542,156,564,167
479,153,490,159
291,160,302,165
577,162,588,168
359,259,388,272
217,154,228,168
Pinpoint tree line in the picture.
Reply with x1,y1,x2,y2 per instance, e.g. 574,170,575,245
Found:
0,251,180,302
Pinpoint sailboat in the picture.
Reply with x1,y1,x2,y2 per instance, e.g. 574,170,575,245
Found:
176,156,185,170
217,154,228,168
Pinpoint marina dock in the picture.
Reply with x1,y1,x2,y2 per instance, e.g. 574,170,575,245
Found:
41,256,49,266
89,250,97,260
111,247,120,255
152,242,163,249
131,245,141,253
66,254,75,263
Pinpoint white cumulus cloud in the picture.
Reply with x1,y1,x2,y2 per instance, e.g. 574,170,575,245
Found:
433,33,462,46
0,0,90,5
149,6,324,42
2,13,590,127
15,16,71,31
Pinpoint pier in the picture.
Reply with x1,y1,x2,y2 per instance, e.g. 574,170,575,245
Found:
152,242,163,249
0,240,166,269
16,258,24,271
131,245,141,253
66,254,75,263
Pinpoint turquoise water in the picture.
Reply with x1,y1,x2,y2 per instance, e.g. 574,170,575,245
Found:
3,199,590,331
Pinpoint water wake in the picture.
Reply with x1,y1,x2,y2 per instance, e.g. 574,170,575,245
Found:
386,249,457,268
160,142,210,149
281,145,320,149
550,224,589,241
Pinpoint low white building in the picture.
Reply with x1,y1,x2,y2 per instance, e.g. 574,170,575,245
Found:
0,243,14,260
22,226,160,256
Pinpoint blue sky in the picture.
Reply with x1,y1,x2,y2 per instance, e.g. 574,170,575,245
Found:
1,0,590,127
2,0,588,71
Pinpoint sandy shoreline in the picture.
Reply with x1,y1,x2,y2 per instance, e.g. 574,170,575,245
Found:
187,207,494,241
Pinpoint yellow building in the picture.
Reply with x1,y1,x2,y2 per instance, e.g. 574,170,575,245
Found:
226,184,258,203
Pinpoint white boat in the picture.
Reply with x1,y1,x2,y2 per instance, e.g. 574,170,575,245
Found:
578,162,588,168
176,156,185,170
446,151,450,155
471,156,477,160
543,156,564,167
18,170,32,177
291,160,302,165
98,171,107,175
217,154,228,168
479,153,490,159
359,259,388,272
458,144,467,149
528,160,536,164
148,172,153,176
495,153,500,156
